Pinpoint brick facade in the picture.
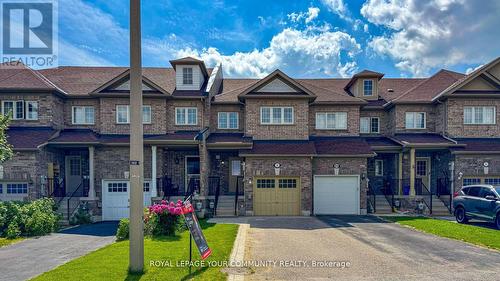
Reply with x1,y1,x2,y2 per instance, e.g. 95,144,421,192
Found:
166,99,205,133
1,93,64,128
209,104,244,133
391,104,437,135
309,105,360,136
454,154,500,190
446,98,500,137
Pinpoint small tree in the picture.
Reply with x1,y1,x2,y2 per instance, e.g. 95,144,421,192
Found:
0,115,13,163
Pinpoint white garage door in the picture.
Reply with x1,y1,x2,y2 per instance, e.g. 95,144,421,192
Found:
102,180,152,221
314,176,359,215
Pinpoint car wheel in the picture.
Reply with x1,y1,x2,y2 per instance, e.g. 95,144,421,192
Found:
496,213,500,230
455,207,468,224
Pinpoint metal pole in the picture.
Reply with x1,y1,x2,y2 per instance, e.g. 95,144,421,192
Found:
189,232,193,275
129,0,144,273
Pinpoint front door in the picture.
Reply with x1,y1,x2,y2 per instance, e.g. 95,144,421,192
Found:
185,156,200,193
228,158,242,194
65,156,82,196
415,158,431,191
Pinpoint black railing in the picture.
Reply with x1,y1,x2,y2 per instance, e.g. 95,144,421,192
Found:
382,180,395,211
415,178,432,214
234,176,243,216
208,177,221,216
47,177,66,205
184,178,200,200
367,183,376,213
66,178,89,221
437,177,452,213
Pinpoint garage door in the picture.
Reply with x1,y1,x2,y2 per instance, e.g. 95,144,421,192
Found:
102,180,152,221
314,176,359,215
253,177,300,216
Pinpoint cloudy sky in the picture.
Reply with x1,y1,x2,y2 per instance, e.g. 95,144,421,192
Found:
55,0,499,78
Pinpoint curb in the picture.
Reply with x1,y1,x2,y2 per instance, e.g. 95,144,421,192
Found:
227,223,249,281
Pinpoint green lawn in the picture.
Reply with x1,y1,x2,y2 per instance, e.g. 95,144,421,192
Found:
385,216,500,250
0,237,24,248
32,221,238,281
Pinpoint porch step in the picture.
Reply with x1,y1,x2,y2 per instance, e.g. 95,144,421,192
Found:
373,197,393,214
215,196,236,217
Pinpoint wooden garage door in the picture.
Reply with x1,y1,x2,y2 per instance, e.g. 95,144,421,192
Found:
253,177,300,216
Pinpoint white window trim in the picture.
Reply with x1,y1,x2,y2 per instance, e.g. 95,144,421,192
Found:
2,100,24,120
315,112,348,130
218,112,239,129
405,112,426,129
71,106,95,125
260,106,294,125
175,107,198,126
142,105,152,124
182,67,193,85
25,101,38,120
116,105,130,124
463,106,496,125
360,117,380,133
363,79,374,96
375,160,384,176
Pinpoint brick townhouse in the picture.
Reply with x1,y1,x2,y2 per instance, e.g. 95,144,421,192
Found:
0,56,499,221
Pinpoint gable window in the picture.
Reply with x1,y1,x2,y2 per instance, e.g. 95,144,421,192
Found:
182,67,193,85
363,80,373,96
175,107,197,125
142,106,151,124
218,112,239,129
316,112,347,130
375,160,384,176
464,106,495,125
26,101,38,120
260,107,294,125
360,117,379,133
2,101,24,119
405,112,426,129
115,105,151,124
72,106,94,125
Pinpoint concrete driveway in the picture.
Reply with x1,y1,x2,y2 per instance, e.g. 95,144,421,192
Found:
243,216,500,281
0,222,117,281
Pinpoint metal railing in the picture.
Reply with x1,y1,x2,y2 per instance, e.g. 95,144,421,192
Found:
437,177,452,213
367,183,376,213
415,178,432,214
47,177,66,205
208,177,221,216
66,178,89,221
382,180,395,211
234,176,243,216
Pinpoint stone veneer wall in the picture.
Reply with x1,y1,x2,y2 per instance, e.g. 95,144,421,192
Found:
1,93,64,128
162,148,199,192
391,104,436,135
446,98,500,137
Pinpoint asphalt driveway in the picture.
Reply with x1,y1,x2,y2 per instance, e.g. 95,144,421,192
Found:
0,222,117,281
244,216,500,281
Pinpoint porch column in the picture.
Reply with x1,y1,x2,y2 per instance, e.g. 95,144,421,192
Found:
409,148,416,196
87,146,96,199
398,152,403,194
151,146,158,197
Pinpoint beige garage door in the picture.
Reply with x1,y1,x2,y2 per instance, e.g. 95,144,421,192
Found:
253,177,301,216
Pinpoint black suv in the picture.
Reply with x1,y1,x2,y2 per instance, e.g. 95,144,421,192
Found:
453,185,500,229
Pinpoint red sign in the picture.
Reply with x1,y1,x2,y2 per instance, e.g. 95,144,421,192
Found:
182,201,212,260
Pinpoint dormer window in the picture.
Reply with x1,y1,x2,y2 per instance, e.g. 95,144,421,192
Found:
363,80,373,96
183,67,193,85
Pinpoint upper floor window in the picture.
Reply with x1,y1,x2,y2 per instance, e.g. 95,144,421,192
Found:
182,67,193,85
316,112,347,130
363,80,373,96
72,106,94,125
360,117,379,133
116,105,151,124
405,112,426,129
218,112,239,129
176,107,197,125
261,107,293,125
26,101,38,120
464,106,496,125
2,100,24,119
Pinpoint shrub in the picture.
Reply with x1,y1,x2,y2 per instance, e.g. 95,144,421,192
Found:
70,203,92,225
144,200,184,237
6,222,21,239
116,218,129,241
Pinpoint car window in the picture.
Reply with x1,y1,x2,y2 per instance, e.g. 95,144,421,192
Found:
461,187,470,195
479,188,496,198
467,186,481,197
495,187,500,194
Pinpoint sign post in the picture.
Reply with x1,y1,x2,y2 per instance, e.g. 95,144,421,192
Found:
182,198,212,269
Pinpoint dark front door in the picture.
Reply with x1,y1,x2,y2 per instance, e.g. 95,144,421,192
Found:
228,158,242,194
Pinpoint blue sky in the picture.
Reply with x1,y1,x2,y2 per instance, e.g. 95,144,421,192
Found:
56,0,500,78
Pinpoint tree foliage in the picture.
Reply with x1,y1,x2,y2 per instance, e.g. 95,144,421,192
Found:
0,114,12,163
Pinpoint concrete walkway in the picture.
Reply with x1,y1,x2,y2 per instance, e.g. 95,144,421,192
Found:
0,222,117,281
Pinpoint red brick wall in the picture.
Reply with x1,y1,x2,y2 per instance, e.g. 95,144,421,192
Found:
446,98,500,137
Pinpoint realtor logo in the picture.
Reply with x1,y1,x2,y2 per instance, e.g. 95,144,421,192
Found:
0,0,58,67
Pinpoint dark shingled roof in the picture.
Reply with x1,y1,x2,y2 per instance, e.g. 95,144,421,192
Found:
453,138,500,152
207,133,252,144
241,140,316,155
312,137,374,155
7,127,55,149
364,137,401,148
392,133,456,145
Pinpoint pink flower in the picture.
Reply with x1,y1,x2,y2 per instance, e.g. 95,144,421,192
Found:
173,207,182,215
161,200,167,205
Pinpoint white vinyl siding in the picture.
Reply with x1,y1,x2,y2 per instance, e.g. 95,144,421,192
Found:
72,106,95,125
405,112,426,129
25,101,38,120
2,101,24,119
175,65,203,90
116,105,151,124
218,112,239,129
316,112,347,130
363,80,373,96
175,107,198,125
260,107,294,125
464,106,496,125
360,117,379,133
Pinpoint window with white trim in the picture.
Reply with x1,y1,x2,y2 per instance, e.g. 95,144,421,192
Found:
260,107,294,125
72,106,95,125
375,160,384,176
2,101,24,119
175,107,197,125
363,80,373,96
360,117,379,133
25,101,38,120
405,112,426,129
6,183,28,194
115,105,151,124
316,112,347,130
464,106,496,125
182,67,193,85
142,106,151,124
218,112,239,129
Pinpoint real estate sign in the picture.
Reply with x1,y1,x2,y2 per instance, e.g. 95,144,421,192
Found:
182,201,212,260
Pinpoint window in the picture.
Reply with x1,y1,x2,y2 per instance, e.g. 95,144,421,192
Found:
360,117,379,133
375,160,383,176
316,112,347,130
405,112,426,129
464,106,496,125
218,112,239,129
0,184,2,194
260,107,294,125
182,67,193,85
72,106,95,125
463,178,481,186
7,183,28,194
26,101,38,120
142,106,151,124
363,80,373,96
143,181,150,192
2,101,24,119
107,182,128,193
467,186,481,197
231,160,241,176
278,179,297,188
485,178,500,185
256,179,275,188
479,187,496,199
175,107,197,125
115,105,151,124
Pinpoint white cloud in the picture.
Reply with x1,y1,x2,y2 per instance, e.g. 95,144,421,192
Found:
321,0,351,20
177,27,361,78
306,7,320,23
361,0,500,76
287,7,320,24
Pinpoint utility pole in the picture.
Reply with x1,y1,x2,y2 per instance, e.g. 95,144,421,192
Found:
129,0,144,273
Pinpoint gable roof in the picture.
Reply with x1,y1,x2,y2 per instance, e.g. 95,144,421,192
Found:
90,69,170,95
0,61,64,93
169,56,209,78
344,69,385,91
